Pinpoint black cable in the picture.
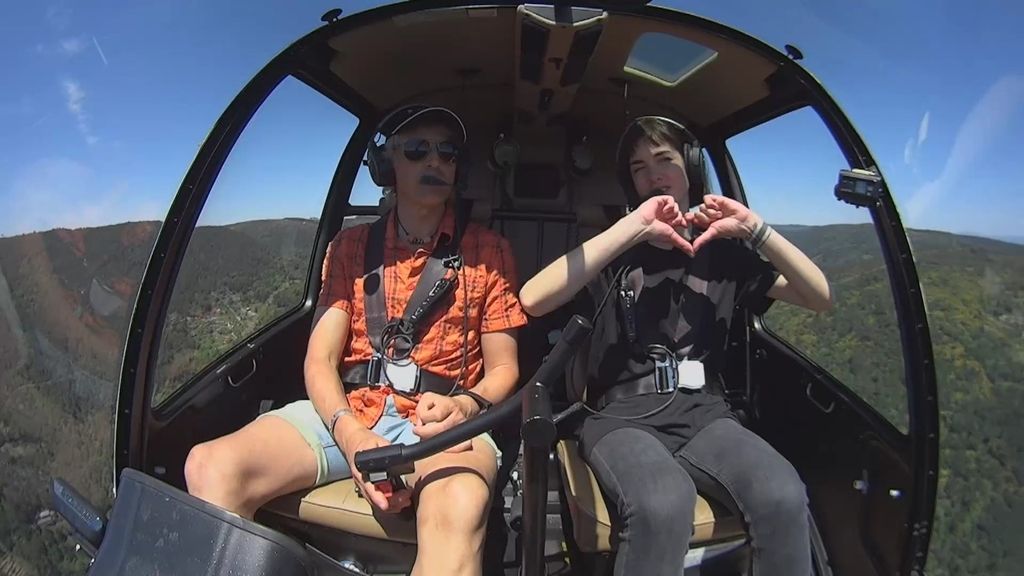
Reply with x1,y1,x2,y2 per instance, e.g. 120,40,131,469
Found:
447,264,470,396
594,265,628,321
578,266,680,420
581,390,678,420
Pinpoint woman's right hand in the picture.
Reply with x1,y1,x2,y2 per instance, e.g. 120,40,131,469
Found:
625,195,694,255
340,426,413,513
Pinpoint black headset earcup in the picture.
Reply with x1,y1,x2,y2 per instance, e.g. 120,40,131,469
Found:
685,142,706,206
366,142,395,188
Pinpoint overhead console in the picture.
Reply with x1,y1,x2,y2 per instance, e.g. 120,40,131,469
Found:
499,6,607,211
515,5,606,122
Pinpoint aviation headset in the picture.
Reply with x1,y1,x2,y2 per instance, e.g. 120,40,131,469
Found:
365,104,471,193
615,116,707,209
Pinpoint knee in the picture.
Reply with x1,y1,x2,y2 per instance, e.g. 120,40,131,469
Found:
184,441,239,499
418,474,492,537
747,463,808,523
625,474,696,538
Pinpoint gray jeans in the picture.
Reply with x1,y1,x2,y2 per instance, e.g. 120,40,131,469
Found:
586,418,811,576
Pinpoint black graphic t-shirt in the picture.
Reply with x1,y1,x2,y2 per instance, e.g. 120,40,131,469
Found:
575,239,779,458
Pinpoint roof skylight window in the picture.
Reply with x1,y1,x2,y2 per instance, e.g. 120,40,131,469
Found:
625,32,717,85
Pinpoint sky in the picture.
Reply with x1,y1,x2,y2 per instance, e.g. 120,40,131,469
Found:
1,0,1022,239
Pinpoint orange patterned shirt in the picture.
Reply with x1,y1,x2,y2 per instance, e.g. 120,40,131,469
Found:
318,208,528,428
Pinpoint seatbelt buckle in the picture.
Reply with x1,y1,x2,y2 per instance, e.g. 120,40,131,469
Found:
367,354,384,385
382,356,421,393
653,355,678,394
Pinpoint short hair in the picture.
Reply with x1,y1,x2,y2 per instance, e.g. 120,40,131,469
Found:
616,116,708,208
621,117,686,161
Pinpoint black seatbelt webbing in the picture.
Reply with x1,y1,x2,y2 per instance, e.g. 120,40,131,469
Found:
362,210,465,358
363,217,388,354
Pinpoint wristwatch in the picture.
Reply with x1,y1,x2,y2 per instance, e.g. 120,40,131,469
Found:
453,389,492,412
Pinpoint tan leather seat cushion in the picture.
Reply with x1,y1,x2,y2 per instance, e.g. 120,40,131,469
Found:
261,441,744,551
261,479,417,543
556,439,745,552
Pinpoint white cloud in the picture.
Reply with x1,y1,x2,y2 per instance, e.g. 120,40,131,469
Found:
905,75,1024,225
58,37,86,56
63,80,84,115
61,79,98,145
2,158,164,237
903,137,915,165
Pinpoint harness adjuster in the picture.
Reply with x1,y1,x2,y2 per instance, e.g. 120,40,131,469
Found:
618,286,637,343
442,253,463,271
646,344,679,394
367,354,384,385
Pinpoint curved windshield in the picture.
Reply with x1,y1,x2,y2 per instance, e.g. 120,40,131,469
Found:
0,2,1018,575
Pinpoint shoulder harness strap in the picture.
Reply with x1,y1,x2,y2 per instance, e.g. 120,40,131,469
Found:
363,217,389,354
362,209,467,359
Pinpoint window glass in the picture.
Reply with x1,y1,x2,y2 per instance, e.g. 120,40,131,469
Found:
625,32,717,84
152,77,357,405
728,107,908,432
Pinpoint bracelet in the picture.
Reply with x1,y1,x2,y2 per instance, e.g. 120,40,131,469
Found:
327,407,354,436
747,220,773,252
753,224,773,251
747,219,766,243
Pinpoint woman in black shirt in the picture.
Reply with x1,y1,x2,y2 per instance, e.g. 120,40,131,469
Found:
520,117,833,575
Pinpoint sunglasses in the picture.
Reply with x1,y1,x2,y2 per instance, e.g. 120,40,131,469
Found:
393,138,461,164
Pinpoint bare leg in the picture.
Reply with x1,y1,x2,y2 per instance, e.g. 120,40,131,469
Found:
409,437,498,576
184,415,318,519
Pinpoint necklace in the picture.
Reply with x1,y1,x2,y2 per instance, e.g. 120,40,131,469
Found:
395,210,436,246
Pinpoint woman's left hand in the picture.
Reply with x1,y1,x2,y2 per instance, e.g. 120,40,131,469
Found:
686,195,762,252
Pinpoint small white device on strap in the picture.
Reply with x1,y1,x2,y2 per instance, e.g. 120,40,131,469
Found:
676,359,706,390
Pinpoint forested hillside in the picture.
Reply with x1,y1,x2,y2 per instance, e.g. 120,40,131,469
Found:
767,225,1024,576
0,219,1020,574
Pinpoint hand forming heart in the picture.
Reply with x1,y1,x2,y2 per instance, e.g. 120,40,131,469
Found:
630,195,762,256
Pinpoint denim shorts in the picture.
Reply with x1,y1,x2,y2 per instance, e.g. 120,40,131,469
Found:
260,396,501,485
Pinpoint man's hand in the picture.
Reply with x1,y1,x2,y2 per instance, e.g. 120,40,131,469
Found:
687,195,763,253
412,392,473,453
339,425,413,513
625,195,694,255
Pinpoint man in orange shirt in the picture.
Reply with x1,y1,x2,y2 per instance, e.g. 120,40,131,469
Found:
185,105,527,576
